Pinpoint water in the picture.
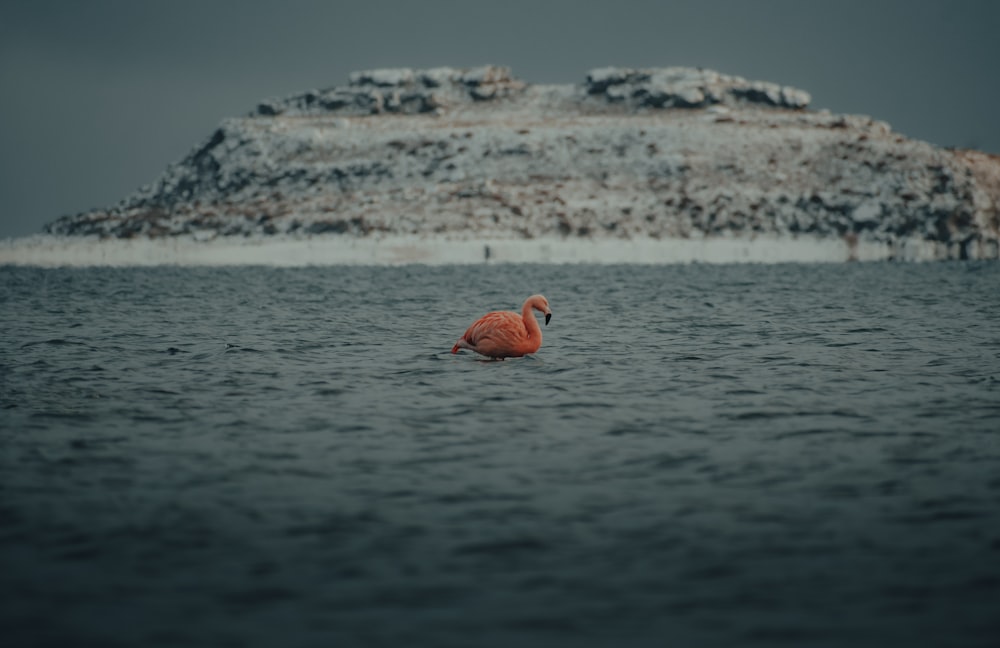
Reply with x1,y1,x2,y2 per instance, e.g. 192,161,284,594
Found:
2,262,999,647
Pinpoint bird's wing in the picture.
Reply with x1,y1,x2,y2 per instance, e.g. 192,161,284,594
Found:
463,311,526,347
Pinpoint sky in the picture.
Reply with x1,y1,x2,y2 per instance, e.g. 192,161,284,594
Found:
1,0,998,239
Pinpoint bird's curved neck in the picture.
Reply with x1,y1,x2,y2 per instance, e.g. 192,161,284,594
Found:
521,300,541,340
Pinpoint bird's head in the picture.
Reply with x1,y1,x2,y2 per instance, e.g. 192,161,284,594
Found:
529,294,552,325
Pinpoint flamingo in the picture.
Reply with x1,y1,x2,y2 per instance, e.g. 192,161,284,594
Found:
451,294,552,359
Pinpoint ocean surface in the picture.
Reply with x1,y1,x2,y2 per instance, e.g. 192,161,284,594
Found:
2,261,999,647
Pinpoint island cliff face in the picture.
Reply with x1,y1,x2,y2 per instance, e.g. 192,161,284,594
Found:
45,66,1000,260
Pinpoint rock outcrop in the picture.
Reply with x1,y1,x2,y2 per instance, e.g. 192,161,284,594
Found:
253,65,527,117
45,66,1000,260
585,66,811,110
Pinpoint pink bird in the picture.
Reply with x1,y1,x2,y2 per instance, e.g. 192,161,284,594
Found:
451,294,553,359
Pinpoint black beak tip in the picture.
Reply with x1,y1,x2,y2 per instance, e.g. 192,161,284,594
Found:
545,313,552,326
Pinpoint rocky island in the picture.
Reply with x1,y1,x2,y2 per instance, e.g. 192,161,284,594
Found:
16,66,1000,264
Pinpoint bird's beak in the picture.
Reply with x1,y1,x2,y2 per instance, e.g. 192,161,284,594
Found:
545,313,552,326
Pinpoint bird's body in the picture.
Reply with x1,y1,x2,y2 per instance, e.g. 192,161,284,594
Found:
451,294,552,359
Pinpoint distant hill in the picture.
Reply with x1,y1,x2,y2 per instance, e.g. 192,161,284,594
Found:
44,66,1000,261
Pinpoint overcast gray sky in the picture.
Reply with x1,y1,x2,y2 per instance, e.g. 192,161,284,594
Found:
1,0,997,239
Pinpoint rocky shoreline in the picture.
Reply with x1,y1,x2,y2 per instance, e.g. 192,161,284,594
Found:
0,232,966,267
43,66,1000,260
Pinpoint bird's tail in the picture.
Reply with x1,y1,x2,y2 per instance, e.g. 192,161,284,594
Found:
451,343,461,354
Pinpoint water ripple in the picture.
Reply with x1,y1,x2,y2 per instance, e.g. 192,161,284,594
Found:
2,262,999,647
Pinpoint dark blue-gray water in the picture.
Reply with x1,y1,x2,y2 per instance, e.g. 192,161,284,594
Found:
2,262,999,647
